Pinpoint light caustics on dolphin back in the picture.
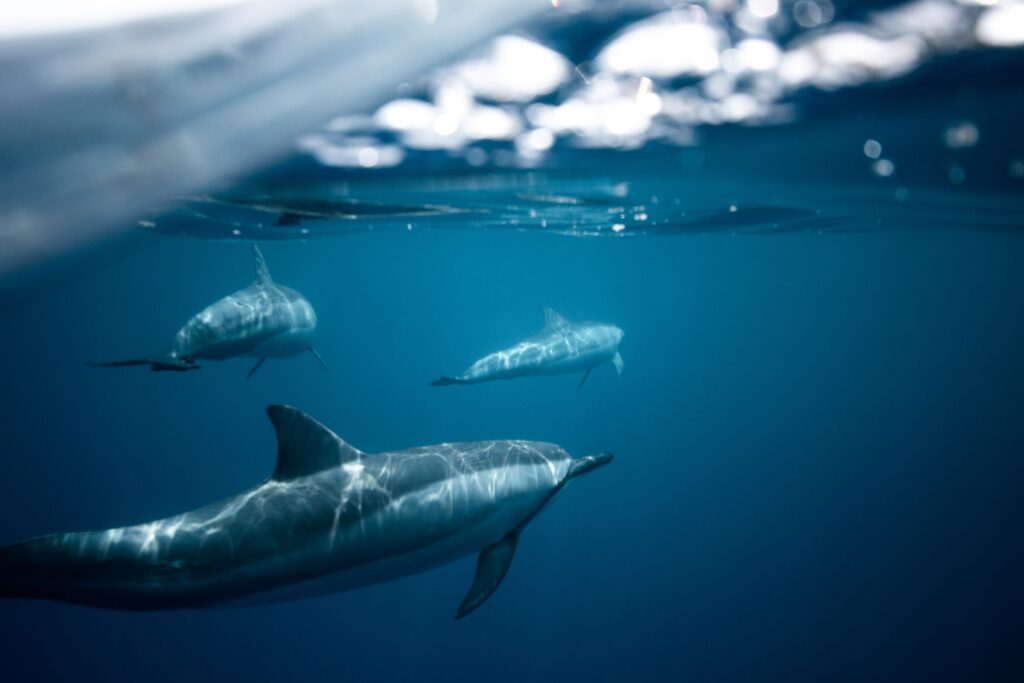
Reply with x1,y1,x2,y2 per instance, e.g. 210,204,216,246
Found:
0,406,612,617
432,306,624,388
90,244,324,377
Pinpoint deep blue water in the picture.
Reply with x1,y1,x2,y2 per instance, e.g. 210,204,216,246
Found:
1,220,1022,680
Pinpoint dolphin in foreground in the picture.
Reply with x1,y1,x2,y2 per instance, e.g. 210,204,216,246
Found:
0,406,612,617
432,307,624,388
92,245,323,377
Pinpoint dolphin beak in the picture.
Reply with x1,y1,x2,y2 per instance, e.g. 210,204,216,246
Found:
567,452,614,479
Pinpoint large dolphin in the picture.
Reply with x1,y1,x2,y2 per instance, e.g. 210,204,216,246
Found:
93,245,323,377
0,406,612,617
433,307,624,388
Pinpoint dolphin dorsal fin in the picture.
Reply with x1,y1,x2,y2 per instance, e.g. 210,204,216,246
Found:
266,405,362,481
542,306,569,330
252,244,272,285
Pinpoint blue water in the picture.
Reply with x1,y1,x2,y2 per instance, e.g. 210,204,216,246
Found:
1,219,1022,679
3,6,1024,677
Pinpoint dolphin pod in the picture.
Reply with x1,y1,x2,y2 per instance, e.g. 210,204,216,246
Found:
4,243,623,618
432,307,625,388
0,406,612,617
92,245,324,377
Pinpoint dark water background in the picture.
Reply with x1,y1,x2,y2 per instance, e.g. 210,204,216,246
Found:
2,21,1024,682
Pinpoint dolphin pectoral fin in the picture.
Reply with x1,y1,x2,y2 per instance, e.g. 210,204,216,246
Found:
455,532,519,619
247,358,267,379
578,368,592,389
308,347,328,369
612,351,624,375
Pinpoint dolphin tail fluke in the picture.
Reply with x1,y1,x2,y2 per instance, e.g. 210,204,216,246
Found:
0,540,33,602
308,346,328,369
0,537,63,603
430,376,467,386
89,355,198,372
0,541,22,599
455,531,519,619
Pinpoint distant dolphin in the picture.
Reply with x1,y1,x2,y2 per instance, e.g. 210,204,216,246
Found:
432,307,624,388
0,406,612,618
93,244,323,377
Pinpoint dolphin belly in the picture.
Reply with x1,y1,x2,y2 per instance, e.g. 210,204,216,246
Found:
244,327,314,358
228,454,560,606
176,309,285,361
226,487,546,607
188,336,272,361
533,348,614,375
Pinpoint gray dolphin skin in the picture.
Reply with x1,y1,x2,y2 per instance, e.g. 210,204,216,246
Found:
432,307,624,388
0,406,612,618
93,245,322,377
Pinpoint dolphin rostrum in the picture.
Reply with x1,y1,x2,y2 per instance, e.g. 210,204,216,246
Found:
432,307,624,388
93,245,323,377
0,406,612,617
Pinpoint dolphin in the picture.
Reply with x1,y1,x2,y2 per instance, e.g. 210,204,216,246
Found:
92,244,323,377
432,307,624,388
0,406,612,617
